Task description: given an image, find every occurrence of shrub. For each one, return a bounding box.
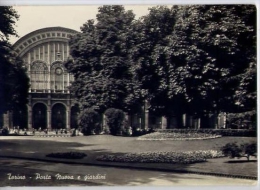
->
[243,142,257,160]
[104,108,125,136]
[132,128,155,137]
[1,127,9,136]
[226,110,256,129]
[122,126,133,136]
[46,152,87,159]
[221,142,257,161]
[78,109,101,135]
[221,143,243,158]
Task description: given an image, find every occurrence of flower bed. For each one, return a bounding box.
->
[156,129,256,137]
[137,132,222,141]
[96,150,224,164]
[46,152,87,159]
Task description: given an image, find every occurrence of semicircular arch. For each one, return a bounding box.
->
[32,101,48,109]
[51,102,68,109]
[13,27,78,57]
[31,60,48,71]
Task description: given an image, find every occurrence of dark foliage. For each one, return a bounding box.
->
[46,152,87,159]
[1,127,9,136]
[0,7,29,117]
[65,5,141,113]
[78,109,102,135]
[221,142,257,160]
[104,108,125,135]
[65,5,256,121]
[132,128,155,137]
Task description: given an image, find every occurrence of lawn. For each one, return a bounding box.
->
[0,135,257,177]
[0,135,256,154]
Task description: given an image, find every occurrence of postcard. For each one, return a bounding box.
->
[0,4,257,187]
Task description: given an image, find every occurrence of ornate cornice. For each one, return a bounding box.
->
[13,27,79,57]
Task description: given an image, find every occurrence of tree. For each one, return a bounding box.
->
[65,5,141,113]
[78,109,101,135]
[132,5,256,118]
[130,6,183,119]
[0,7,29,121]
[104,108,125,135]
[221,142,257,161]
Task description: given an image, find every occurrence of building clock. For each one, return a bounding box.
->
[55,67,63,75]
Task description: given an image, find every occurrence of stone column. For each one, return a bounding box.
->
[62,43,65,60]
[67,74,70,93]
[217,114,221,128]
[47,43,51,93]
[66,109,70,129]
[182,114,186,128]
[144,110,149,130]
[54,43,56,61]
[27,107,32,130]
[144,101,149,130]
[28,53,31,93]
[197,118,201,129]
[62,73,65,93]
[161,116,167,129]
[3,111,10,129]
[223,112,226,129]
[47,108,51,130]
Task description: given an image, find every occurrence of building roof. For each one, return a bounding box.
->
[13,27,79,57]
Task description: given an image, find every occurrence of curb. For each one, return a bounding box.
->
[0,155,257,180]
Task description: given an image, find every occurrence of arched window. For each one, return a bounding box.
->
[30,60,48,91]
[51,61,68,91]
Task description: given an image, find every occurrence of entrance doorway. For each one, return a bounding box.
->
[52,103,66,129]
[32,103,47,129]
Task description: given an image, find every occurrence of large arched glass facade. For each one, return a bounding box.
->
[30,60,74,92]
[30,60,48,91]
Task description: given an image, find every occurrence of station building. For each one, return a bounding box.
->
[2,27,80,130]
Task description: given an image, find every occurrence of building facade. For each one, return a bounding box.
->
[9,27,80,130]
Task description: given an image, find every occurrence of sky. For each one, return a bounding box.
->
[10,5,155,44]
[8,1,259,44]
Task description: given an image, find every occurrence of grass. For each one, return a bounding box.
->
[0,135,257,177]
[0,135,256,153]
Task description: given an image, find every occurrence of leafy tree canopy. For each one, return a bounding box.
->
[65,5,142,113]
[66,5,256,119]
[132,5,256,116]
[0,7,29,117]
